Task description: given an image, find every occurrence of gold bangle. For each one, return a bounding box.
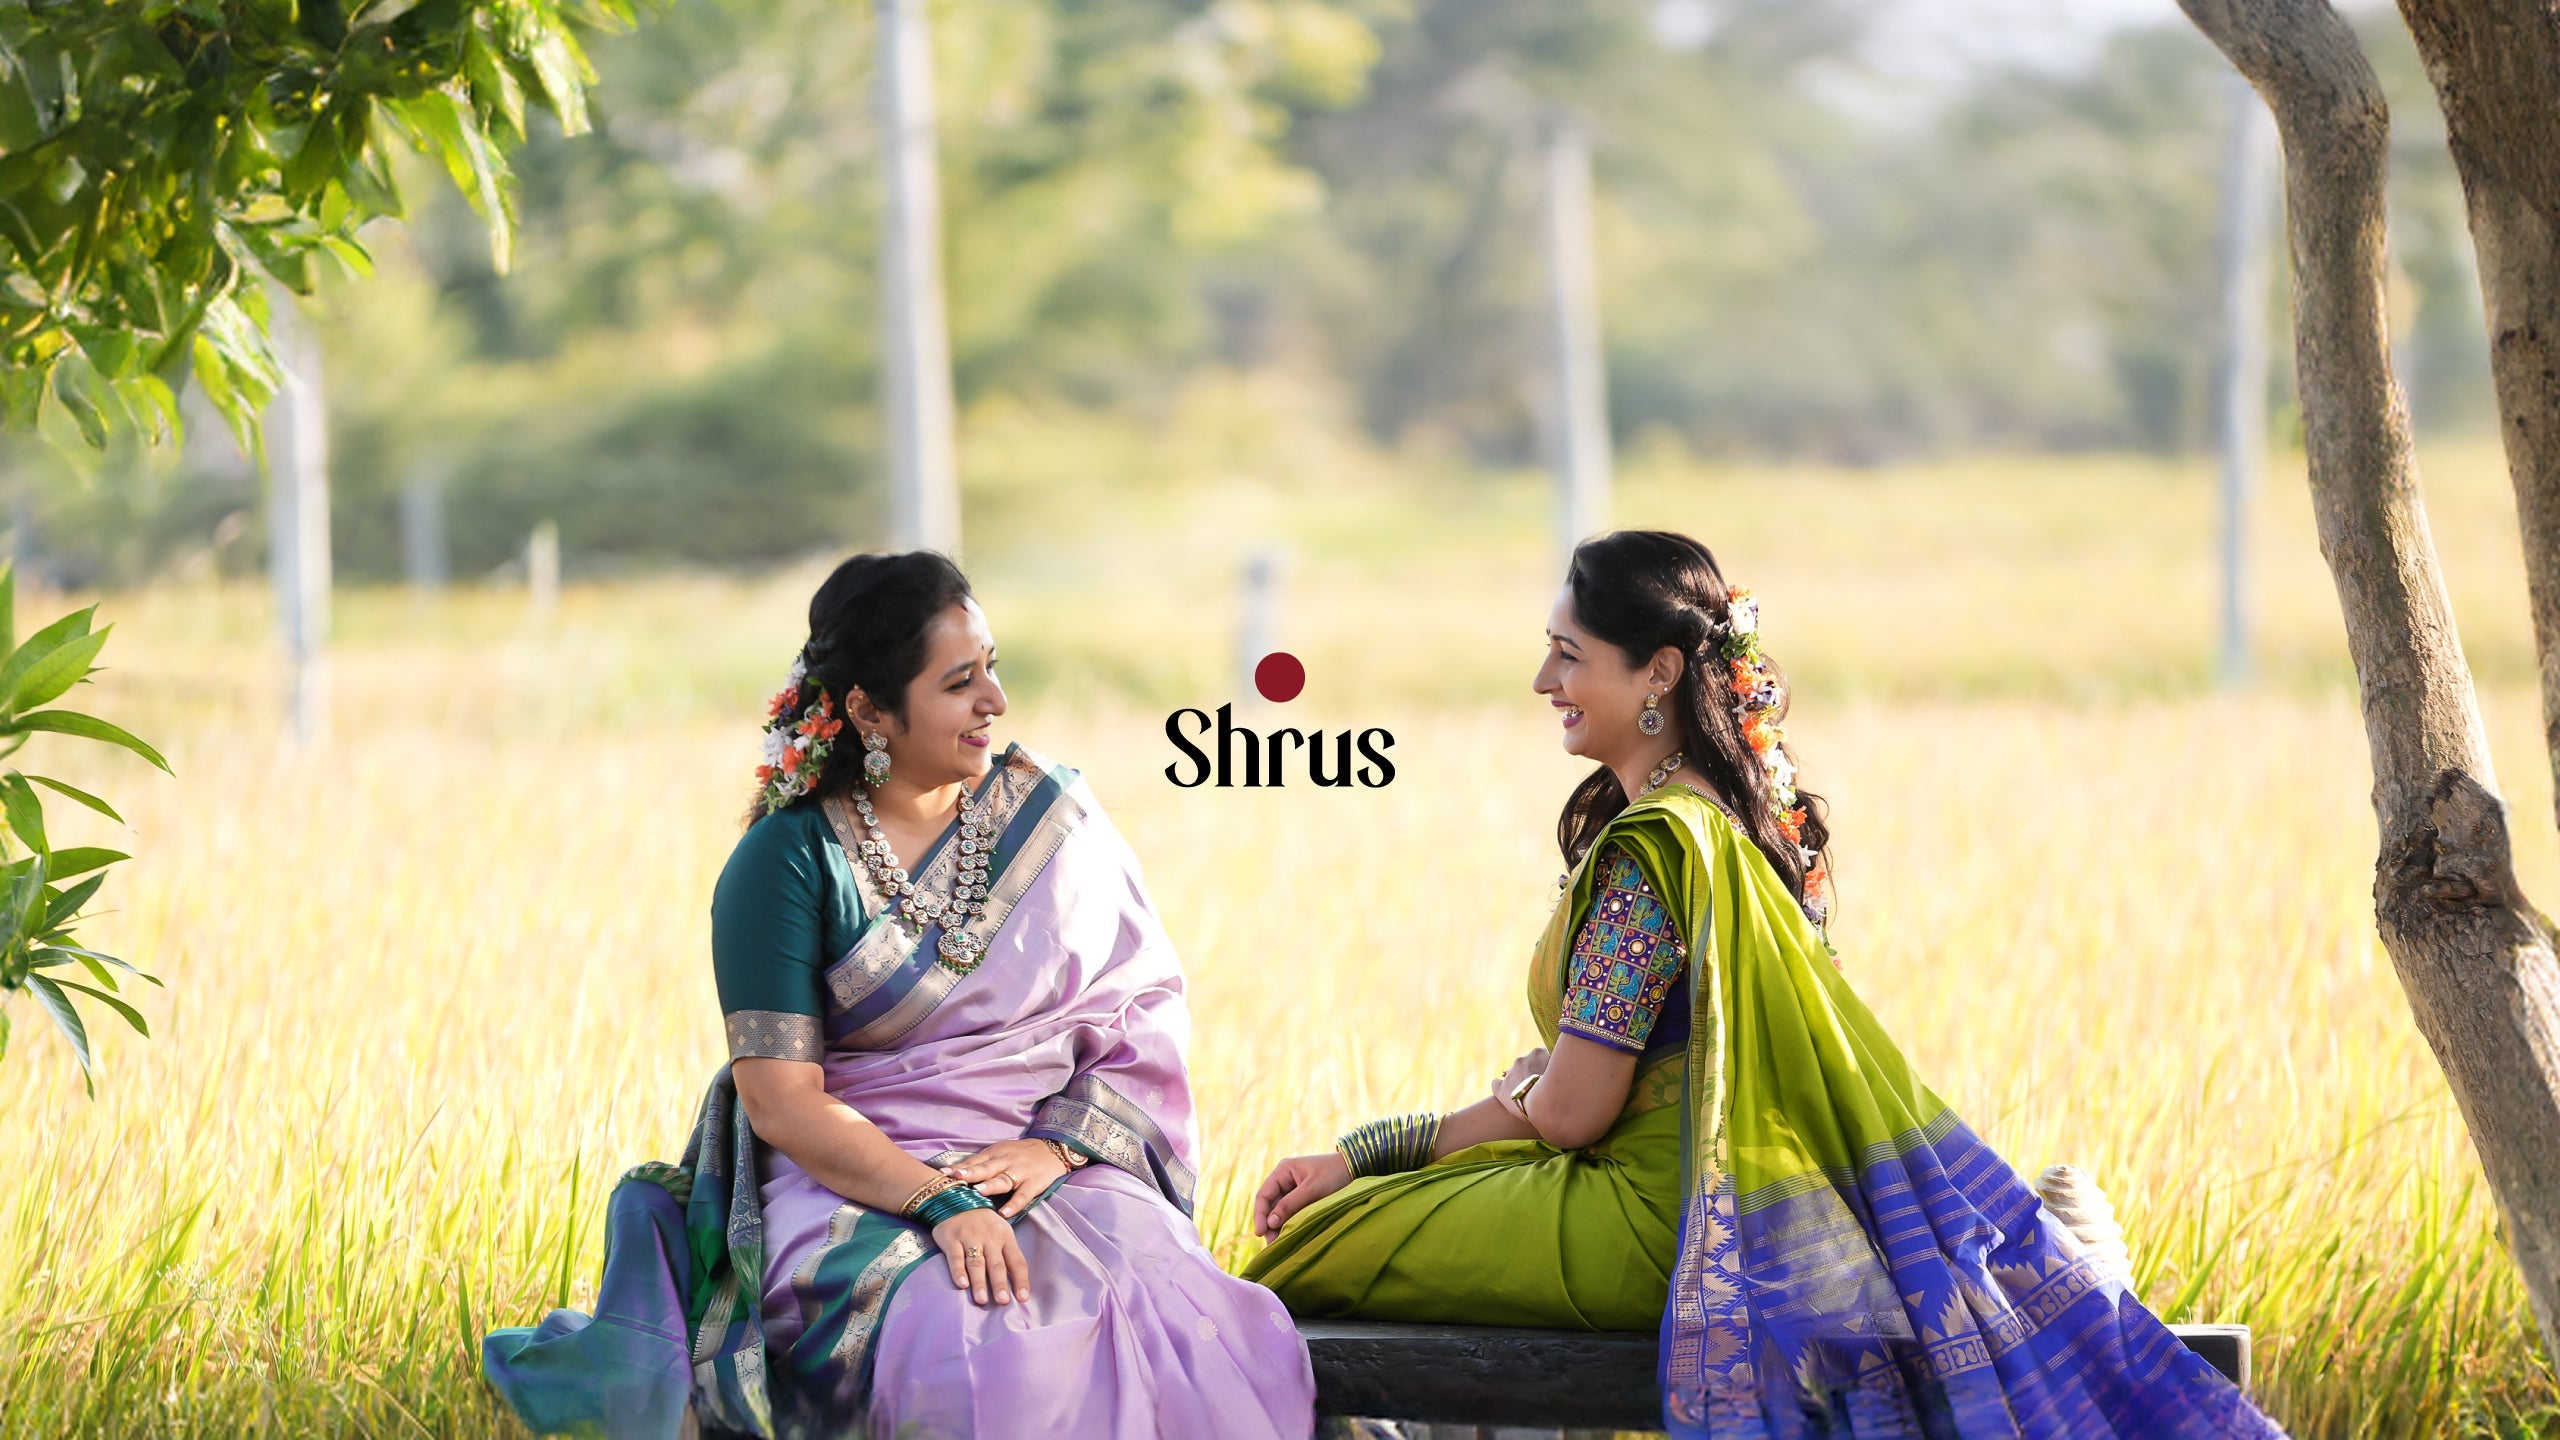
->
[901,1175,960,1217]
[1043,1138,1088,1169]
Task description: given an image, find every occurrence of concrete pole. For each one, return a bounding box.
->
[2214,71,2277,688]
[400,462,449,593]
[876,0,961,555]
[266,294,332,746]
[1238,547,1280,704]
[1542,114,1613,570]
[527,520,561,618]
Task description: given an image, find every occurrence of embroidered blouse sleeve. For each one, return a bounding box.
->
[1557,843,1688,1055]
[711,809,828,1063]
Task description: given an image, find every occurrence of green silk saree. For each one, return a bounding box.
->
[1248,786,2284,1436]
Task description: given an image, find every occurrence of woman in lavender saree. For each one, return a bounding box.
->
[486,552,1314,1440]
[1248,532,2285,1438]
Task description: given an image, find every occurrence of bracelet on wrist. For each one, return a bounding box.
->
[1335,1112,1443,1179]
[1507,1071,1542,1116]
[911,1184,998,1228]
[900,1175,962,1217]
[1042,1138,1090,1170]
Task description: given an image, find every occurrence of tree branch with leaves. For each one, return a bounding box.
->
[0,568,168,1090]
[0,0,633,452]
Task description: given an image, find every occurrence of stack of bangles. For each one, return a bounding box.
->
[900,1141,1090,1227]
[1336,1112,1442,1178]
[902,1176,995,1227]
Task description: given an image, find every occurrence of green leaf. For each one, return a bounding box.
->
[5,711,169,773]
[26,776,118,824]
[31,946,157,985]
[9,624,107,712]
[23,973,93,1084]
[1,563,20,654]
[43,871,102,931]
[0,604,98,714]
[43,847,126,878]
[49,975,144,1039]
[0,773,46,853]
[401,87,514,272]
[50,355,108,449]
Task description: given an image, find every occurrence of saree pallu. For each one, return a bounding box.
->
[1612,789,2284,1437]
[484,748,1314,1439]
[1251,786,2285,1437]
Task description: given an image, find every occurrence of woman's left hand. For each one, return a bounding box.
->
[941,1139,1073,1218]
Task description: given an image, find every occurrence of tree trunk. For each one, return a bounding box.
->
[2175,0,2560,1356]
[2394,0,2560,838]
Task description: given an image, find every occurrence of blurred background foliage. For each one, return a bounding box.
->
[0,0,2495,586]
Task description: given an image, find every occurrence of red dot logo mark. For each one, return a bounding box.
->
[1253,652,1306,703]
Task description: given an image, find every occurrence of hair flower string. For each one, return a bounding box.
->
[1716,586,1830,931]
[755,656,844,815]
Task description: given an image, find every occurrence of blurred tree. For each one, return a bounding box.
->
[287,0,1382,578]
[0,0,633,453]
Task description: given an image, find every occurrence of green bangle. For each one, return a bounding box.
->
[911,1184,997,1228]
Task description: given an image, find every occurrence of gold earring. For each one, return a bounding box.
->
[1638,691,1666,736]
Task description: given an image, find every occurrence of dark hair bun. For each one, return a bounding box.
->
[754,551,974,816]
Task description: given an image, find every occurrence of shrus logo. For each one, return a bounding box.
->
[1164,652,1396,788]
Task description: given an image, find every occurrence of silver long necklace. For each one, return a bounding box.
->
[851,782,998,970]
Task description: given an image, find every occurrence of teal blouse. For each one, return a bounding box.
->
[711,801,866,1062]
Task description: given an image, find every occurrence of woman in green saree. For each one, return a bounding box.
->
[1244,531,2282,1438]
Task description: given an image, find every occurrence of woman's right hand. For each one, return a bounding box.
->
[1494,1046,1550,1111]
[933,1208,1030,1306]
[1252,1152,1352,1240]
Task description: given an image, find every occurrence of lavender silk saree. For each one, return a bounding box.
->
[484,746,1315,1439]
[1252,787,2287,1438]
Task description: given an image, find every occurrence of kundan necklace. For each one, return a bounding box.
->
[1638,752,1686,796]
[851,781,999,971]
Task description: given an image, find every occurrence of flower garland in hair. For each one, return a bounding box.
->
[1717,588,1830,928]
[755,656,845,815]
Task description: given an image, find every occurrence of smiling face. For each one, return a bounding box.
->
[870,599,1007,789]
[1533,589,1680,764]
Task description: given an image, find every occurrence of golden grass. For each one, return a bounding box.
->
[4,421,2558,1435]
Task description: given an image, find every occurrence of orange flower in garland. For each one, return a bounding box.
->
[1775,805,1808,845]
[1743,711,1783,755]
[756,658,842,814]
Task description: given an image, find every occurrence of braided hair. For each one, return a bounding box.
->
[1553,531,1832,922]
[748,551,974,824]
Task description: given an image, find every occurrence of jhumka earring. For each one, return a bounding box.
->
[862,729,893,785]
[1638,691,1667,736]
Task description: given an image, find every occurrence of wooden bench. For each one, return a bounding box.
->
[1298,1320,2252,1430]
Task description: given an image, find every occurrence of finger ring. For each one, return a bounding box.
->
[999,1170,1018,1187]
[964,1246,983,1260]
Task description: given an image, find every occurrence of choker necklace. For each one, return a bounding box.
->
[1639,752,1686,796]
[851,781,998,970]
